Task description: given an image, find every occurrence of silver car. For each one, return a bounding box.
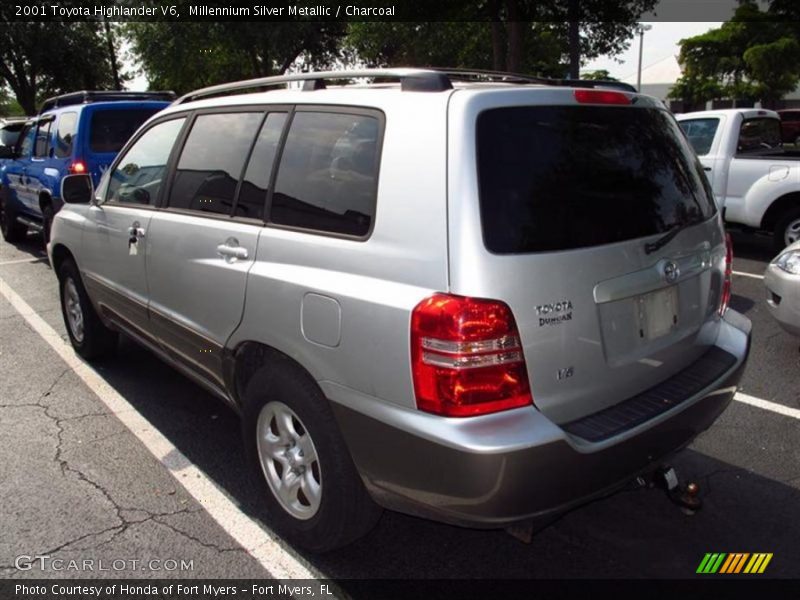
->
[49,69,751,552]
[765,240,800,336]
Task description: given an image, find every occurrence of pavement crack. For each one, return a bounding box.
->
[152,515,245,554]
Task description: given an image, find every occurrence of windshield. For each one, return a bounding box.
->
[476,105,717,254]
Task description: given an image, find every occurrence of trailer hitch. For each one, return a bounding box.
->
[654,465,702,514]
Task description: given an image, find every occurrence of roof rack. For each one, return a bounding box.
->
[174,68,637,105]
[39,90,177,114]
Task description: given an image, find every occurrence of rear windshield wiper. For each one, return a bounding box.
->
[644,223,688,255]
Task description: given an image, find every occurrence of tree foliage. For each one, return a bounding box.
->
[0,5,125,114]
[346,0,655,78]
[670,0,800,106]
[126,8,346,94]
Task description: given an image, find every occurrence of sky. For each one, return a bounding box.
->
[126,21,723,91]
[583,21,722,81]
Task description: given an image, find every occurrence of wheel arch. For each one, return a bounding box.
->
[50,243,76,278]
[760,192,800,232]
[225,341,324,412]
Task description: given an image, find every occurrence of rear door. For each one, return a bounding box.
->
[448,90,726,425]
[145,109,288,389]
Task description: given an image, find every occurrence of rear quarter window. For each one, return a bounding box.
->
[269,111,381,238]
[476,105,716,254]
[89,108,162,153]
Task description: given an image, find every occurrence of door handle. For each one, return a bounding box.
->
[216,238,248,262]
[703,167,712,172]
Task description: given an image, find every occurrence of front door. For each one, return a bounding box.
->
[80,117,187,338]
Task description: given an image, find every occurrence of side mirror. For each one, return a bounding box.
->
[61,174,93,205]
[0,145,14,159]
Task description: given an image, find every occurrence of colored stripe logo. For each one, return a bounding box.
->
[697,553,773,574]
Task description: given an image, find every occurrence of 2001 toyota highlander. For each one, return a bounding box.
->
[48,68,751,551]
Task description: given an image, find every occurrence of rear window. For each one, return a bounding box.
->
[476,106,716,254]
[89,108,161,153]
[737,117,782,153]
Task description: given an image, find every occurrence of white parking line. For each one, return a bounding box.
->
[733,270,764,280]
[0,275,322,582]
[0,256,47,266]
[734,392,800,420]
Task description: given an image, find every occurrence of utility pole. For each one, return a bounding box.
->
[637,24,652,93]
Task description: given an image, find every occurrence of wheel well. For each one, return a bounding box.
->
[39,192,53,214]
[50,243,75,278]
[761,193,800,231]
[228,341,317,409]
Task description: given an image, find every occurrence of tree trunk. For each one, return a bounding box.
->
[505,0,522,73]
[103,20,122,90]
[489,0,505,71]
[568,0,580,79]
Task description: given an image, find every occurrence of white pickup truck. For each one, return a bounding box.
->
[676,108,800,252]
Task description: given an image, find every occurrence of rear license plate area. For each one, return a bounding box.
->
[637,285,678,340]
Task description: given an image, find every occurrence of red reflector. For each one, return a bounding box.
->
[411,293,533,417]
[719,233,733,317]
[69,161,87,174]
[574,89,631,105]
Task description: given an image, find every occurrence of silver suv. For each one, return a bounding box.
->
[49,69,751,552]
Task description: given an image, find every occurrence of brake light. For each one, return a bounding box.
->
[69,160,86,174]
[574,89,631,105]
[411,293,533,417]
[719,233,733,316]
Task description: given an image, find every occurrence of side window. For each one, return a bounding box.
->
[737,118,782,153]
[106,118,185,205]
[17,125,35,157]
[169,112,262,216]
[55,112,78,158]
[235,112,287,219]
[33,120,53,158]
[270,112,380,237]
[678,118,719,156]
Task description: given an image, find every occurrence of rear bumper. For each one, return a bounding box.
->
[325,311,751,528]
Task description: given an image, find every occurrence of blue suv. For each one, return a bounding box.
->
[0,90,173,244]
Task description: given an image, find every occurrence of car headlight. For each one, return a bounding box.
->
[774,251,800,275]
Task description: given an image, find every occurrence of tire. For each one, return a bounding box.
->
[42,203,54,247]
[58,259,118,360]
[773,206,800,253]
[0,189,27,243]
[242,358,382,552]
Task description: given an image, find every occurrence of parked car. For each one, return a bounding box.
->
[0,116,29,149]
[777,109,800,146]
[49,69,751,552]
[765,240,800,336]
[676,108,800,253]
[0,90,174,245]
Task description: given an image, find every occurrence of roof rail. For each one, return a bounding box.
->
[174,67,637,105]
[174,69,456,104]
[39,90,177,114]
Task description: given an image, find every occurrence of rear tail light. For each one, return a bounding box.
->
[574,89,631,105]
[68,160,87,174]
[719,233,733,316]
[411,293,533,417]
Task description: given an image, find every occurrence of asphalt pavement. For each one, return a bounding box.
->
[0,229,798,588]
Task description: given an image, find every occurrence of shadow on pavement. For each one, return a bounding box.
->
[90,338,798,580]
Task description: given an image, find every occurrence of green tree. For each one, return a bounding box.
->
[670,1,800,106]
[0,18,124,114]
[581,69,619,81]
[126,20,345,94]
[347,1,656,79]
